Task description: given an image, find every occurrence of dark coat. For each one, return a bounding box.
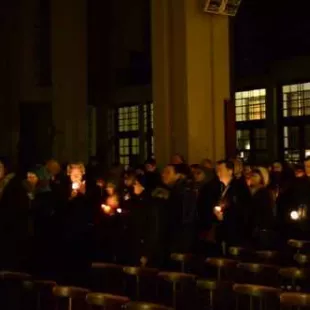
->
[0,175,30,270]
[217,178,251,245]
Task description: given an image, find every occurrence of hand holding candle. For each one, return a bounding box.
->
[214,205,224,221]
[101,204,112,215]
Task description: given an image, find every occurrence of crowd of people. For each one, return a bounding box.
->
[0,154,310,286]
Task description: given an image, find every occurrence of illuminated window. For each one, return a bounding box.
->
[118,106,139,132]
[116,103,154,166]
[283,83,310,117]
[235,89,266,121]
[119,138,130,166]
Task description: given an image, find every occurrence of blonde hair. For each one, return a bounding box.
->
[67,162,86,175]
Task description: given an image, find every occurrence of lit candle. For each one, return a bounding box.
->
[72,182,80,190]
[101,204,112,215]
[214,206,222,212]
[290,210,300,221]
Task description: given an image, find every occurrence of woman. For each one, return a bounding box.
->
[0,157,30,270]
[249,167,276,249]
[123,174,149,265]
[58,163,92,285]
[24,167,57,277]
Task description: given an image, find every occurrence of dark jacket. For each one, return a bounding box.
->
[250,187,275,231]
[217,178,251,245]
[0,175,30,270]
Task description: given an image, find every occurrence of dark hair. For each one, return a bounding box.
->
[134,174,145,187]
[145,158,156,166]
[216,159,234,171]
[305,157,310,162]
[190,164,200,169]
[124,170,136,180]
[172,153,186,164]
[0,156,13,174]
[168,163,191,176]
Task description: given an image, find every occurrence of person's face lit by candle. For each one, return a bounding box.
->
[295,168,305,178]
[106,195,119,208]
[27,172,39,187]
[216,161,234,186]
[272,162,283,173]
[106,183,116,196]
[162,165,181,186]
[133,180,144,195]
[70,167,83,184]
[124,174,135,187]
[249,171,263,188]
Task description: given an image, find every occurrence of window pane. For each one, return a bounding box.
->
[236,130,250,150]
[282,83,310,117]
[235,89,266,121]
[283,126,299,149]
[253,128,267,150]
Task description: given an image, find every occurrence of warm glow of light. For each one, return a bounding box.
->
[101,204,111,214]
[72,182,80,190]
[290,210,300,221]
[214,206,222,212]
[124,193,130,201]
[116,208,122,214]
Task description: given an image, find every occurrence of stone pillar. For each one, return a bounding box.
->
[51,0,88,162]
[266,84,280,162]
[151,0,230,165]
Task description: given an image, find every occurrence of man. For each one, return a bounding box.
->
[214,160,251,250]
[162,164,197,253]
[144,158,161,191]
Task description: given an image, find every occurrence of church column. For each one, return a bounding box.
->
[51,0,88,162]
[152,0,230,165]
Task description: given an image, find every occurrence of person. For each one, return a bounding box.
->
[144,158,161,192]
[0,157,30,270]
[24,167,57,277]
[58,163,92,285]
[123,174,150,265]
[213,160,251,252]
[162,164,197,254]
[249,167,276,249]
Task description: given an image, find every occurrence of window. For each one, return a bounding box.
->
[283,126,300,162]
[236,130,250,150]
[283,83,310,117]
[235,89,266,121]
[236,128,267,162]
[118,106,139,132]
[119,138,130,166]
[143,102,154,159]
[116,102,154,167]
[253,128,267,150]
